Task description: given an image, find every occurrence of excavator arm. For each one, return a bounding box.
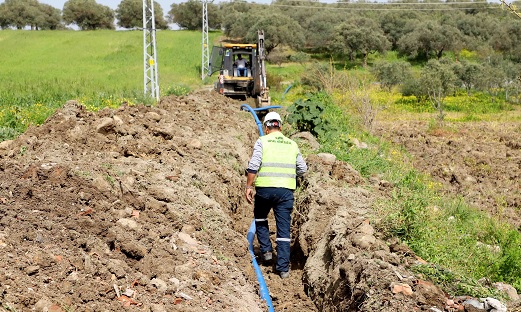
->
[254,30,271,107]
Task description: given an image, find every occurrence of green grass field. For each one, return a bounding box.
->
[0,30,221,140]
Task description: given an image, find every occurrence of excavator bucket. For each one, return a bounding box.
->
[256,94,271,108]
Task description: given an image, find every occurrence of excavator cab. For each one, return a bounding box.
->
[208,31,270,107]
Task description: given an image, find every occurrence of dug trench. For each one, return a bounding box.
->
[0,91,517,311]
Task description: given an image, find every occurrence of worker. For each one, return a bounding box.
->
[245,111,308,279]
[234,54,248,77]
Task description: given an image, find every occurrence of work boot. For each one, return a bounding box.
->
[280,271,290,279]
[261,251,272,262]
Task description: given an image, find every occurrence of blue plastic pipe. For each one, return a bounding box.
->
[241,103,280,312]
[248,220,275,312]
[240,104,282,136]
[281,85,293,101]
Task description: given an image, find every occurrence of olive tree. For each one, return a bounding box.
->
[379,11,421,50]
[0,3,7,29]
[36,3,62,29]
[63,0,114,30]
[302,12,343,53]
[397,20,463,60]
[418,59,458,121]
[168,0,221,30]
[244,13,306,55]
[116,0,167,29]
[0,0,41,29]
[452,59,481,95]
[475,56,519,102]
[331,18,390,66]
[371,60,412,92]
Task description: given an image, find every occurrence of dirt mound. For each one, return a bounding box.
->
[0,92,263,311]
[0,92,515,311]
[295,154,449,311]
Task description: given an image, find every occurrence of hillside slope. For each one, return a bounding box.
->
[0,91,514,311]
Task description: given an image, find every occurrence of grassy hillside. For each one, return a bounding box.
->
[0,30,221,140]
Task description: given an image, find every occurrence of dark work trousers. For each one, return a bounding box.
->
[254,187,294,273]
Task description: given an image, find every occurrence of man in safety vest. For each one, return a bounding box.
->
[245,111,308,279]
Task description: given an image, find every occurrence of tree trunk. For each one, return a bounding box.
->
[436,48,444,60]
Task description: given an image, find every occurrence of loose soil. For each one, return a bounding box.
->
[374,119,521,227]
[0,92,519,312]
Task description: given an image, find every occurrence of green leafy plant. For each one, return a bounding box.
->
[286,94,330,137]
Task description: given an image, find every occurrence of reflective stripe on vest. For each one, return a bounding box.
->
[255,132,299,189]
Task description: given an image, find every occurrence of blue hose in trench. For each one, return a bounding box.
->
[241,104,281,312]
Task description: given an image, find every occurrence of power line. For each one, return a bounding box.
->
[499,0,521,18]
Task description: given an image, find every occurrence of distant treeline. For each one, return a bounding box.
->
[2,0,520,60]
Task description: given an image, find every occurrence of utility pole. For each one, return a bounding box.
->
[201,0,209,80]
[143,0,159,101]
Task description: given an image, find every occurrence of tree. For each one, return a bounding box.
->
[397,20,463,60]
[371,60,412,92]
[301,11,343,53]
[222,12,251,38]
[455,12,497,50]
[244,13,305,55]
[116,0,167,29]
[417,59,458,121]
[0,3,7,29]
[489,19,521,61]
[379,11,421,50]
[35,3,62,29]
[452,59,481,95]
[168,0,221,30]
[220,1,265,38]
[63,0,114,30]
[269,0,343,52]
[476,63,506,102]
[0,0,41,29]
[475,55,519,102]
[331,18,390,66]
[0,0,62,30]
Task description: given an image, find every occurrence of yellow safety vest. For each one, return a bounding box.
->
[255,132,299,190]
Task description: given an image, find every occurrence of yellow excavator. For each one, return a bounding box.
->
[208,30,271,107]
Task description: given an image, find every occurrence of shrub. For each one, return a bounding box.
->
[289,51,310,65]
[286,93,330,137]
[267,73,283,92]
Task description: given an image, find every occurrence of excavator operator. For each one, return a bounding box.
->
[234,54,248,77]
